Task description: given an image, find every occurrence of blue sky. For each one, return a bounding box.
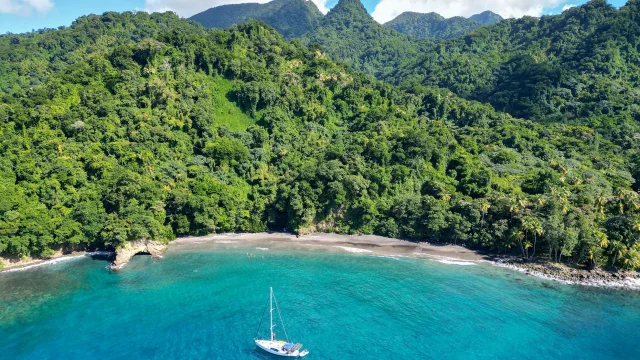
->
[0,0,630,35]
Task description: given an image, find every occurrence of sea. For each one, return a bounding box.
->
[1,247,639,359]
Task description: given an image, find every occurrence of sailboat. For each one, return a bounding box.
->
[254,287,309,357]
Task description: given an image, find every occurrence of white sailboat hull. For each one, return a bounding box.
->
[255,340,309,357]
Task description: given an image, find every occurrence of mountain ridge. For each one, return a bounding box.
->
[384,10,503,39]
[189,0,322,39]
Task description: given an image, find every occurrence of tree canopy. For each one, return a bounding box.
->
[1,3,640,270]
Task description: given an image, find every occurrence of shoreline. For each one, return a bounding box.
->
[0,251,114,273]
[492,257,640,290]
[172,233,640,290]
[3,233,639,290]
[171,232,487,261]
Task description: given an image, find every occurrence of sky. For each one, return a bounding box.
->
[0,0,630,34]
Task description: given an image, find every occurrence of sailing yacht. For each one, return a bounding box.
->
[254,288,309,357]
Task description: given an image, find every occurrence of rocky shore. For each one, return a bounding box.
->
[1,240,167,273]
[1,251,114,273]
[493,257,640,290]
[109,240,167,271]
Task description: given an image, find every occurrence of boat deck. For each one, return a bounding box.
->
[255,340,307,357]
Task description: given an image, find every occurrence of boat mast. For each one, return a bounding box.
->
[270,287,274,341]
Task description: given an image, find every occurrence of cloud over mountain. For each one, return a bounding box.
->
[145,0,330,17]
[371,0,565,23]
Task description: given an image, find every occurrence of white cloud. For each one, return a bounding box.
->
[311,0,329,14]
[0,0,54,15]
[145,0,330,18]
[371,0,566,24]
[562,4,576,11]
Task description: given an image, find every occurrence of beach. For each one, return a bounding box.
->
[170,232,487,262]
[3,232,639,290]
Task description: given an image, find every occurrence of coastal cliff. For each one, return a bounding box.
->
[110,240,167,271]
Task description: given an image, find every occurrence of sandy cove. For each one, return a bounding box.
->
[170,232,485,262]
[170,233,640,290]
[3,232,639,290]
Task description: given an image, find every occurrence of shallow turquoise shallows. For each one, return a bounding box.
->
[1,248,640,360]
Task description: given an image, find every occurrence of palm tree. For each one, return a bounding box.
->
[621,250,640,270]
[480,200,490,227]
[520,217,533,259]
[609,241,627,269]
[596,196,608,217]
[520,216,543,259]
[531,219,544,259]
[596,230,609,249]
[514,231,526,258]
[587,244,600,269]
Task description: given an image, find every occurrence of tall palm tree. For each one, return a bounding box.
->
[520,216,534,259]
[480,200,490,227]
[531,219,544,259]
[596,230,609,249]
[515,231,526,258]
[609,241,627,269]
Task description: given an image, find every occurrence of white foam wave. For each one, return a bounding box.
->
[256,247,269,251]
[438,259,477,266]
[333,246,373,254]
[492,262,640,290]
[3,255,80,273]
[375,255,401,260]
[87,251,114,257]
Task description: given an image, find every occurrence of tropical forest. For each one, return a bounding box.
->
[1,0,640,272]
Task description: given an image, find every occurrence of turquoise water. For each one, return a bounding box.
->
[1,248,640,360]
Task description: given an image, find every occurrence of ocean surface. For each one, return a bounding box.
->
[1,247,640,360]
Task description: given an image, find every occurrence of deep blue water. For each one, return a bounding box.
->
[1,247,639,360]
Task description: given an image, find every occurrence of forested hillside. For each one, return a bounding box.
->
[386,0,640,130]
[300,0,422,76]
[189,0,322,39]
[1,7,639,270]
[384,11,503,39]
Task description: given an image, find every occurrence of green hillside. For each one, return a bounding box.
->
[1,7,640,270]
[300,0,421,76]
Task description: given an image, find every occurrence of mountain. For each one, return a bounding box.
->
[385,0,640,127]
[300,0,421,75]
[189,0,323,39]
[385,11,503,39]
[469,10,504,25]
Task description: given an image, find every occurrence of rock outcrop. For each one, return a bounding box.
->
[493,257,640,289]
[110,240,167,271]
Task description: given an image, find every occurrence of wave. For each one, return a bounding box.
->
[492,262,640,290]
[375,255,402,260]
[3,251,116,273]
[256,247,269,251]
[437,259,477,266]
[3,255,81,273]
[333,246,373,254]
